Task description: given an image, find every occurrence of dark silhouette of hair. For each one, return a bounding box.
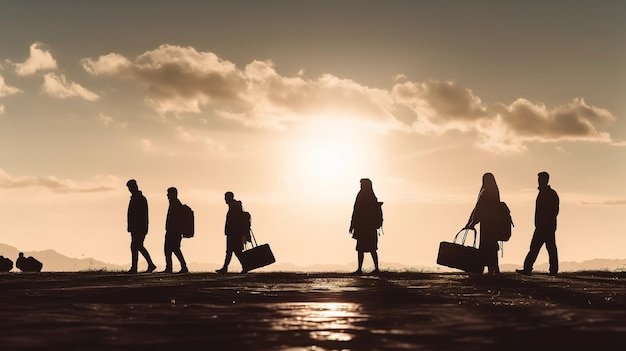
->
[478,172,500,203]
[357,178,377,201]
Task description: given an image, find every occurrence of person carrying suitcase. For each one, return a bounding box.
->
[464,172,504,275]
[216,192,248,273]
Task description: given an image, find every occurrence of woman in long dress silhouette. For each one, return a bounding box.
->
[465,172,502,274]
[349,178,381,275]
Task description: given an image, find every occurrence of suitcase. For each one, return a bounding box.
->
[437,229,484,274]
[240,230,275,272]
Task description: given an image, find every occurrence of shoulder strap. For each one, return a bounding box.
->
[248,229,258,248]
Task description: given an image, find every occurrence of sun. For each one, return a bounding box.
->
[281,118,378,199]
[308,140,354,180]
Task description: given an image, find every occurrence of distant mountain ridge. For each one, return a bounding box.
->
[1,243,625,273]
[0,243,126,272]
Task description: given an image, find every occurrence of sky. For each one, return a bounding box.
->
[0,1,625,270]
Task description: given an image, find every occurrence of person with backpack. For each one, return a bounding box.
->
[517,171,560,276]
[162,187,189,274]
[464,172,505,275]
[349,178,382,275]
[216,192,249,273]
[126,179,157,274]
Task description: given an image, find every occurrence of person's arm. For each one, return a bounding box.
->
[465,195,483,229]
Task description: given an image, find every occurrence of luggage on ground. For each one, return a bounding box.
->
[437,228,484,274]
[0,256,13,272]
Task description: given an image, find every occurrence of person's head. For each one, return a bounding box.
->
[360,178,373,192]
[126,179,139,194]
[167,187,178,201]
[481,172,500,200]
[224,191,235,204]
[18,252,24,258]
[538,171,550,187]
[482,173,497,188]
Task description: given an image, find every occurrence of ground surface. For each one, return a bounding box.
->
[1,270,625,350]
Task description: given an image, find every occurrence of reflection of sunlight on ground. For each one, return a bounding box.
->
[269,302,365,342]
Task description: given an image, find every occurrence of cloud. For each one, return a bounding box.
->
[471,98,615,153]
[0,75,22,97]
[15,42,58,76]
[42,73,99,101]
[0,169,117,193]
[82,44,617,152]
[391,79,488,135]
[175,126,225,152]
[499,98,614,142]
[82,45,396,129]
[140,139,156,153]
[98,113,127,128]
[0,75,21,115]
[81,53,131,75]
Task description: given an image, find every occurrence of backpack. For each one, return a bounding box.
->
[242,211,252,242]
[374,201,384,230]
[494,201,514,241]
[180,204,195,238]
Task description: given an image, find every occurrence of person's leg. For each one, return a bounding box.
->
[216,248,233,273]
[139,246,156,272]
[371,251,379,273]
[174,248,187,273]
[233,249,247,273]
[491,247,500,274]
[522,230,545,273]
[173,236,187,273]
[355,251,364,274]
[163,235,173,273]
[129,235,139,273]
[545,231,559,275]
[136,234,156,272]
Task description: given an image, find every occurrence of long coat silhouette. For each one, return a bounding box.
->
[465,172,502,274]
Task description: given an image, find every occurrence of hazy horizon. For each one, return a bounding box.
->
[1,1,625,271]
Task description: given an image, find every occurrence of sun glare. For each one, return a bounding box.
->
[309,141,354,180]
[282,118,378,200]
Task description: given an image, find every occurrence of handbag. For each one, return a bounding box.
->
[240,230,276,272]
[436,228,484,274]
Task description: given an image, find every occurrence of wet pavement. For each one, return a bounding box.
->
[1,271,625,350]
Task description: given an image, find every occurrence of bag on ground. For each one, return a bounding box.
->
[0,256,13,272]
[436,228,484,274]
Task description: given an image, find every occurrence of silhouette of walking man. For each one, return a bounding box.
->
[126,179,156,274]
[517,172,560,276]
[349,178,381,275]
[216,191,246,273]
[162,187,189,274]
[465,172,503,275]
